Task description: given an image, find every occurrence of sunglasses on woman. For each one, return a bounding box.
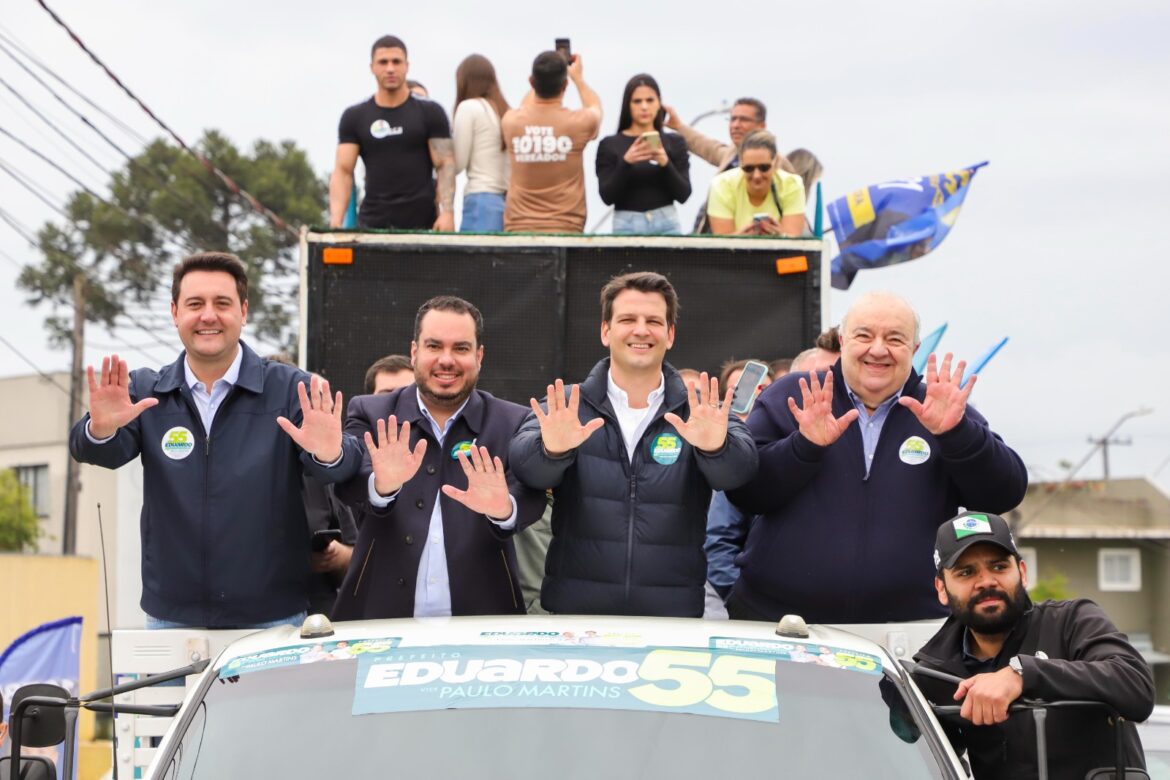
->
[741,163,772,174]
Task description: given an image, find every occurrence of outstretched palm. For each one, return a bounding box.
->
[364,415,428,496]
[788,371,859,446]
[441,445,513,519]
[664,372,732,453]
[898,353,974,435]
[530,379,604,456]
[88,354,159,438]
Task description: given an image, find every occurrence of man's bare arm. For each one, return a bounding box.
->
[429,137,456,231]
[328,144,360,227]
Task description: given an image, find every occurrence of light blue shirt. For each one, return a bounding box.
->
[183,347,244,435]
[842,376,902,480]
[367,389,517,617]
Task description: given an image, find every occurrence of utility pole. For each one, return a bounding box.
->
[62,272,85,555]
[1087,433,1132,481]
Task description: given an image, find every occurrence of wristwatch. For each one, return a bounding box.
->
[1008,655,1024,677]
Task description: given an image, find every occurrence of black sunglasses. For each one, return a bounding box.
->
[741,163,772,175]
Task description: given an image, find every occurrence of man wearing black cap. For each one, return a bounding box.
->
[912,511,1154,779]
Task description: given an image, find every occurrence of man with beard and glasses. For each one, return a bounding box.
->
[913,511,1154,779]
[332,296,547,619]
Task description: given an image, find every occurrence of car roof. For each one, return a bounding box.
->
[212,614,893,673]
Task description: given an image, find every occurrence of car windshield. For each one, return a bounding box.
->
[158,643,948,779]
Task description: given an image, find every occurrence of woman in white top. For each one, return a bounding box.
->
[452,54,510,232]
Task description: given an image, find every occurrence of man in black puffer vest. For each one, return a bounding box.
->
[510,271,758,617]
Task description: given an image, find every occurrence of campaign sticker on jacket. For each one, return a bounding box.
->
[451,440,474,460]
[161,427,195,460]
[651,433,682,465]
[898,436,931,465]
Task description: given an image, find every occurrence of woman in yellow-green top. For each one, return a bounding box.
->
[707,130,805,236]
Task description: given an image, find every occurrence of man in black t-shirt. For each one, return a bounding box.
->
[329,35,455,231]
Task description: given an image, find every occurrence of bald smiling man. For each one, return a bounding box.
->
[727,291,1028,623]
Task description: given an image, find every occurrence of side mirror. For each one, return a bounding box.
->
[10,684,68,747]
[0,756,56,780]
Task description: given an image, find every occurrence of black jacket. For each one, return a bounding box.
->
[333,388,546,619]
[913,599,1155,779]
[69,343,362,627]
[509,359,758,617]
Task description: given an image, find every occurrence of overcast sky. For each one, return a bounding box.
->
[1,0,1167,493]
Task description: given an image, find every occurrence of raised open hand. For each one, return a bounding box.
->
[530,379,604,456]
[362,415,428,497]
[664,371,732,453]
[277,376,344,462]
[87,354,159,439]
[787,370,859,447]
[441,445,513,520]
[898,353,974,435]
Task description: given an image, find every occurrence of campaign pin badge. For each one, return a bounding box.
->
[451,440,474,460]
[952,514,992,539]
[370,119,392,139]
[899,436,931,465]
[651,433,682,465]
[161,426,195,460]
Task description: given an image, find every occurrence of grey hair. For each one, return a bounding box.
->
[840,291,921,344]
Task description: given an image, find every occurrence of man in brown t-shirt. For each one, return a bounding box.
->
[502,51,602,233]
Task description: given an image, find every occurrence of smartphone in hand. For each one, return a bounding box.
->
[311,529,343,552]
[555,38,572,62]
[730,360,771,417]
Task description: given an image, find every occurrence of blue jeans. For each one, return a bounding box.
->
[612,204,681,235]
[460,191,505,232]
[145,610,308,630]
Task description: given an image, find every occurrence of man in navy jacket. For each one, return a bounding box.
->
[728,291,1027,623]
[333,296,546,619]
[70,252,361,628]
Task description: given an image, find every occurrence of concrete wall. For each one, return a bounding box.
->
[1028,539,1158,635]
[0,372,125,632]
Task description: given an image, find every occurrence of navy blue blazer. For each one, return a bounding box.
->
[333,387,546,619]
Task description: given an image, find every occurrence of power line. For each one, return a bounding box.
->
[0,23,150,145]
[0,154,72,219]
[0,204,41,245]
[0,331,75,402]
[36,0,298,238]
[0,43,222,221]
[0,72,116,178]
[0,123,201,253]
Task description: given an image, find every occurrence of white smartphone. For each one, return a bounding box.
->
[729,360,770,417]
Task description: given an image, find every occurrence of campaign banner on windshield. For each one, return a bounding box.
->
[353,645,780,723]
[219,637,400,678]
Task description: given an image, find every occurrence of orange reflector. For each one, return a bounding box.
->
[775,255,808,275]
[323,248,353,265]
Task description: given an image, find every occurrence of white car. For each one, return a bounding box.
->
[142,614,967,779]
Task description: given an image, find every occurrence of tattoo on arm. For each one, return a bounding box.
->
[429,138,456,212]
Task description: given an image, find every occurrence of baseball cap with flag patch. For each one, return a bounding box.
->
[933,511,1019,571]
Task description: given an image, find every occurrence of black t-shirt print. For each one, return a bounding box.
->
[337,95,451,229]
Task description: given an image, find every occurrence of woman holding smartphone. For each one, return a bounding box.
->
[707,130,805,237]
[452,54,510,232]
[596,74,691,234]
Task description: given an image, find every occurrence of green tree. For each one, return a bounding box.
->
[0,470,40,552]
[19,130,326,351]
[1029,571,1071,602]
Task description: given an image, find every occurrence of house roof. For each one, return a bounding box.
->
[1009,477,1170,539]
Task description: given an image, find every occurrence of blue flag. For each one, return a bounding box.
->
[913,323,948,375]
[828,162,987,290]
[0,617,83,773]
[962,337,1009,388]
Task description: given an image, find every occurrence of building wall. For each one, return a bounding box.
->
[1027,538,1158,635]
[0,372,123,631]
